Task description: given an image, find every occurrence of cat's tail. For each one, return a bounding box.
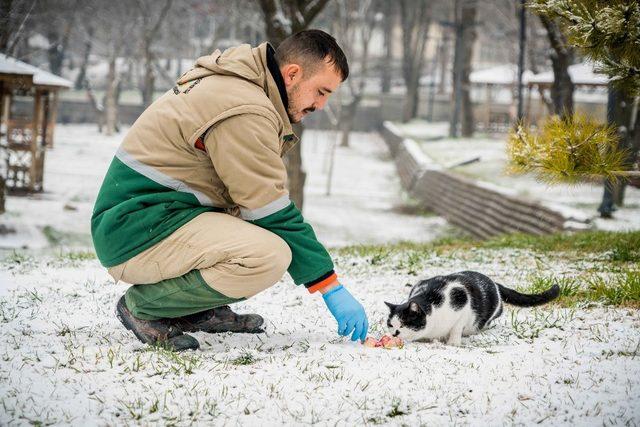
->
[497,283,560,307]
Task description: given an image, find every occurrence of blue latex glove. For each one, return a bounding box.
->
[322,285,368,342]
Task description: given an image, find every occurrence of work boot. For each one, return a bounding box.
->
[176,305,264,334]
[115,295,199,351]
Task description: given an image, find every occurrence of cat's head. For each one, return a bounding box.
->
[385,300,427,341]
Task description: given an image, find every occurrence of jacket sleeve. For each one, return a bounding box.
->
[204,112,337,290]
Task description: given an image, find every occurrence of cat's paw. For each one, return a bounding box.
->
[446,337,462,346]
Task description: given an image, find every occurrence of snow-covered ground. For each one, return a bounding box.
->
[0,125,450,252]
[1,247,638,425]
[302,130,452,246]
[393,121,640,232]
[0,124,638,425]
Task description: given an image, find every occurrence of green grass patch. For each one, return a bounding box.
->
[335,230,640,263]
[231,351,257,366]
[523,270,640,307]
[42,225,93,247]
[55,250,96,262]
[1,250,33,264]
[482,230,640,261]
[386,399,408,418]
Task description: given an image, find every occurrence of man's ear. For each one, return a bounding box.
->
[281,63,301,87]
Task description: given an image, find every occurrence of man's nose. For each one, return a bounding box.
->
[316,96,328,110]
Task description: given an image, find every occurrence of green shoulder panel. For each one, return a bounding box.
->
[91,155,214,267]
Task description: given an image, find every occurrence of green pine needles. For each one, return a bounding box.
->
[529,0,640,95]
[508,114,635,183]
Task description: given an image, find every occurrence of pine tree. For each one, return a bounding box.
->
[508,0,640,182]
[530,0,639,96]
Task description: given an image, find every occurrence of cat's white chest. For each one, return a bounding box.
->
[424,304,474,340]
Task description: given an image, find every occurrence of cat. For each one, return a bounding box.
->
[385,271,560,346]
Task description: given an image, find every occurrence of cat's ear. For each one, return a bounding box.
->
[384,301,397,311]
[409,301,423,313]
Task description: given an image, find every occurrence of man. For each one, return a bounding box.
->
[91,30,369,351]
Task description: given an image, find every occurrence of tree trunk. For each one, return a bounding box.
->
[0,0,13,53]
[460,1,477,137]
[136,0,173,108]
[450,0,477,137]
[403,77,420,122]
[257,0,330,211]
[340,96,361,147]
[437,36,449,95]
[105,55,119,136]
[399,0,430,123]
[142,42,155,107]
[538,15,574,118]
[380,0,393,94]
[74,26,93,90]
[286,123,306,209]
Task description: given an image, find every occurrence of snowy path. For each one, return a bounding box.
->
[302,130,451,246]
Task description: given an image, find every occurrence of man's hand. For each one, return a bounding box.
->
[322,285,368,342]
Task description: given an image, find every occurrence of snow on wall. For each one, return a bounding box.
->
[381,121,591,238]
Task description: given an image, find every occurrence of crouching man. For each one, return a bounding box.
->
[91,30,369,351]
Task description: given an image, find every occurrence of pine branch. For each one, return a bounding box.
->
[507,114,637,183]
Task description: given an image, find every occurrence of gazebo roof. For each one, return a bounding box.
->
[0,53,72,89]
[527,62,609,86]
[470,64,534,85]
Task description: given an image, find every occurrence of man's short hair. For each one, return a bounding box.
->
[275,29,349,81]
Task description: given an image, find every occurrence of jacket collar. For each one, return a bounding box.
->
[258,43,299,149]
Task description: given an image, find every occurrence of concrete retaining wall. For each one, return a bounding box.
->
[380,121,591,238]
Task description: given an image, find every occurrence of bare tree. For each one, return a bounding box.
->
[450,0,478,137]
[380,0,394,94]
[38,0,80,75]
[86,0,136,135]
[526,13,555,113]
[334,0,378,147]
[133,0,174,108]
[537,14,574,118]
[399,0,431,123]
[257,0,331,210]
[74,22,94,90]
[0,0,36,57]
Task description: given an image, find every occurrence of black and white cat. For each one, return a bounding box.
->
[385,271,560,346]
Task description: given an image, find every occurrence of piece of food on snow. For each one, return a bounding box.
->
[361,335,404,349]
[363,337,378,348]
[383,336,404,349]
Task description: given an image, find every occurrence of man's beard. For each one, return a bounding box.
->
[286,84,315,123]
[286,84,300,123]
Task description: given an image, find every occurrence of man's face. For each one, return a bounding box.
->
[281,58,342,123]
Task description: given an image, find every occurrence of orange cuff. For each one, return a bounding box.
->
[307,273,338,294]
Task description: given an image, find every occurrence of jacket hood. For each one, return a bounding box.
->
[177,42,297,145]
[177,43,264,86]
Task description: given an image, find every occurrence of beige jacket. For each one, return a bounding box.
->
[119,42,298,216]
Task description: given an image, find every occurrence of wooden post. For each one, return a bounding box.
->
[42,90,51,148]
[525,83,533,123]
[31,90,42,192]
[485,83,491,131]
[0,82,4,213]
[47,90,59,148]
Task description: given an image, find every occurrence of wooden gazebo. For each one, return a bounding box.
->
[469,64,534,132]
[0,53,71,195]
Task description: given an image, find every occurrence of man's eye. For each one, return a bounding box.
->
[318,91,324,97]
